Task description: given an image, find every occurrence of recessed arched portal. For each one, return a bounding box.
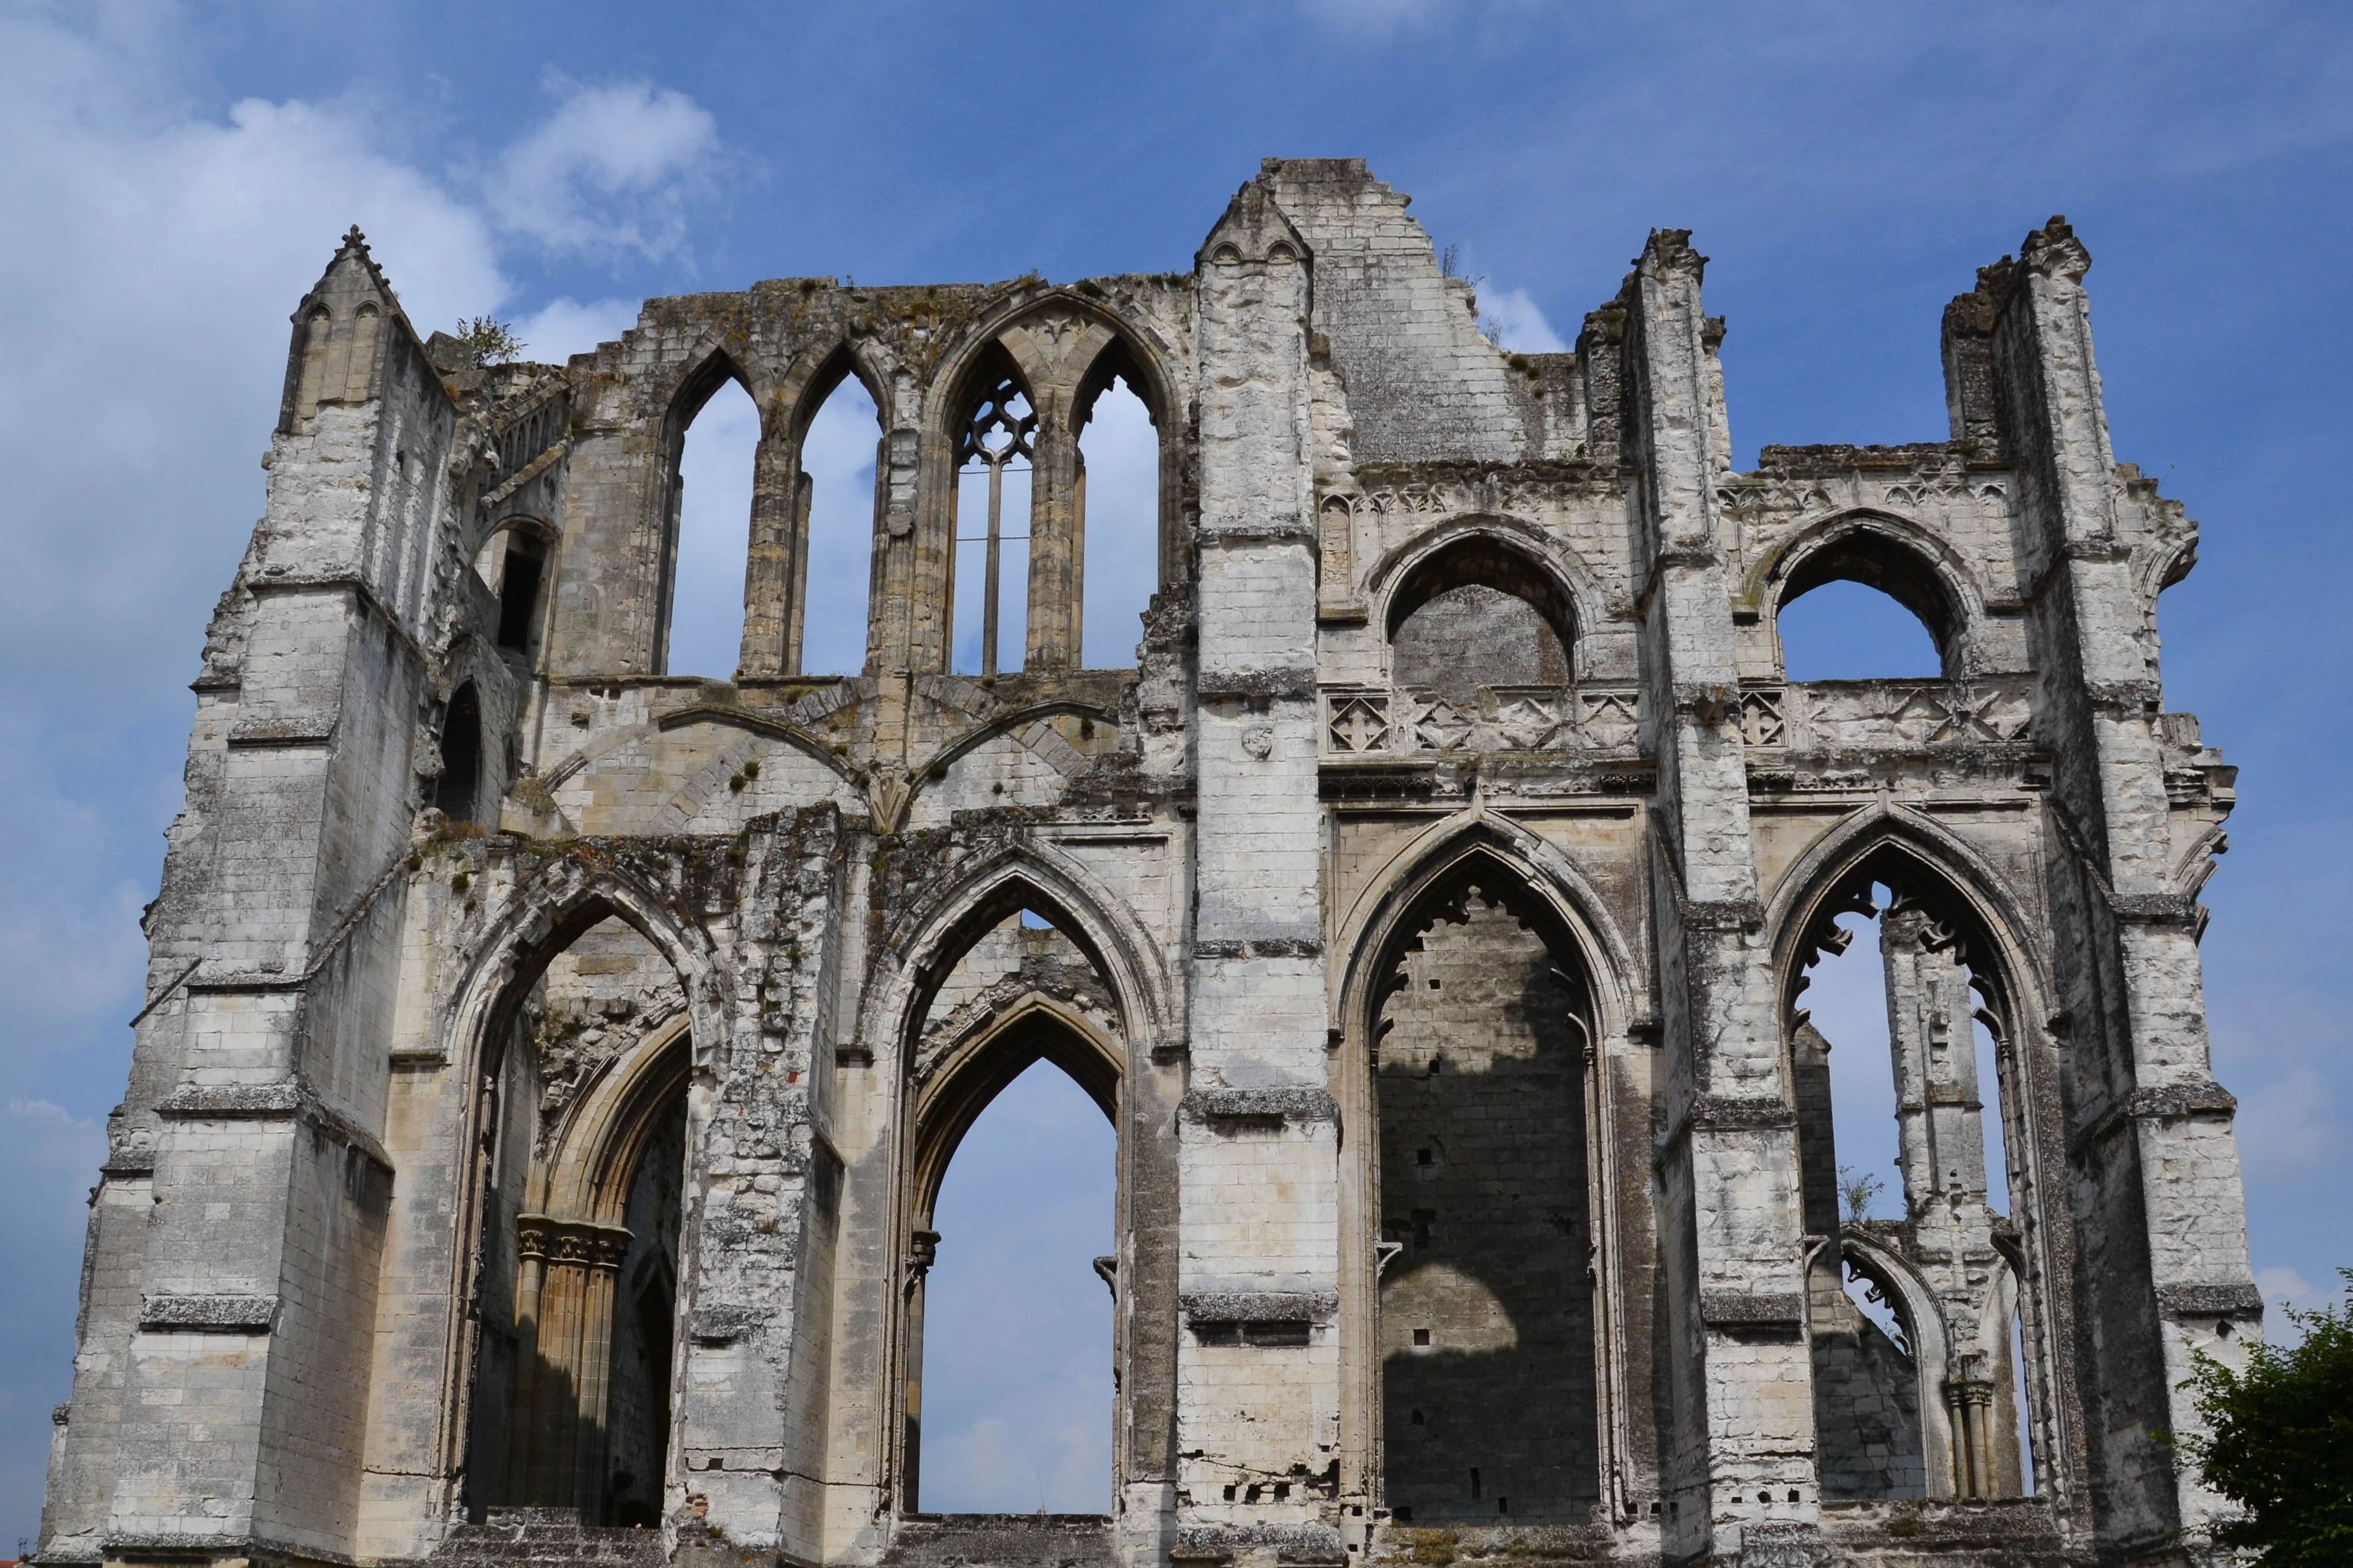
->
[456,904,696,1526]
[1366,867,1600,1524]
[899,904,1124,1514]
[1782,836,2046,1502]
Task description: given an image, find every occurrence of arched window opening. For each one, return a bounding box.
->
[435,683,484,822]
[475,528,549,656]
[1790,869,2031,1501]
[605,1087,685,1526]
[1386,543,1575,706]
[1774,534,1959,682]
[666,371,758,679]
[1374,877,1599,1524]
[294,306,333,418]
[1074,361,1159,670]
[1778,580,1944,682]
[919,1058,1114,1512]
[795,368,882,676]
[905,904,1120,1514]
[461,911,692,1525]
[951,354,1036,678]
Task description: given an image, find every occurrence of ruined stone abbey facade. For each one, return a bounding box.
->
[40,160,2258,1568]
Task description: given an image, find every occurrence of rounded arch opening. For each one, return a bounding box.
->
[1362,859,1602,1525]
[1769,522,1968,681]
[1385,537,1577,703]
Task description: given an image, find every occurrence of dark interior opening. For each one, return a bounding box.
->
[1376,874,1599,1523]
[435,683,483,822]
[497,544,545,652]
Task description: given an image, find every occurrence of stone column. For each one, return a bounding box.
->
[1623,229,1822,1561]
[1176,189,1342,1555]
[1026,397,1081,672]
[1879,904,2011,1498]
[1983,216,2261,1553]
[739,422,803,680]
[509,1216,633,1513]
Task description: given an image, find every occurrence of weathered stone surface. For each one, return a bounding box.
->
[37,165,2253,1568]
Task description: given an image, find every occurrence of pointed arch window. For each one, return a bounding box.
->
[662,366,759,679]
[1074,348,1159,669]
[1367,872,1602,1522]
[1787,860,2038,1501]
[788,364,883,676]
[951,359,1037,677]
[900,901,1123,1513]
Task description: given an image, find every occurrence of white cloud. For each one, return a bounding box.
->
[481,74,720,261]
[2258,1265,2328,1313]
[0,15,726,1534]
[512,296,644,363]
[1295,0,1539,39]
[2256,1265,2344,1346]
[1479,284,1568,353]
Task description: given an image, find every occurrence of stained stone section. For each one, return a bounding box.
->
[37,163,2253,1568]
[1391,586,1569,704]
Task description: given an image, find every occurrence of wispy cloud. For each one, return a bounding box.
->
[1479,284,1567,352]
[479,74,722,261]
[0,9,726,1534]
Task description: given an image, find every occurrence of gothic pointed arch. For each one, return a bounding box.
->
[1334,811,1644,1045]
[1771,806,2059,1503]
[863,839,1174,1073]
[917,291,1188,674]
[874,841,1142,1515]
[1338,830,1610,1522]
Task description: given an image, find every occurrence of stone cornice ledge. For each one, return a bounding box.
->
[2156,1281,2265,1319]
[156,1079,395,1174]
[1193,936,1323,960]
[1699,1290,1806,1329]
[140,1292,280,1332]
[1172,1524,1345,1567]
[102,1533,356,1568]
[1179,1086,1340,1125]
[1179,1288,1337,1323]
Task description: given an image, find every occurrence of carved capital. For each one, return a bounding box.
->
[517,1213,633,1271]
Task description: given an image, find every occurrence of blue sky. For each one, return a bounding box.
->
[4,0,2350,1537]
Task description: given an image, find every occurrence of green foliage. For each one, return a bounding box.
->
[1838,1164,1884,1224]
[2176,1270,2353,1564]
[452,316,524,368]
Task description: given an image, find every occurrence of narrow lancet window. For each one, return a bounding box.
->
[1075,366,1158,668]
[667,372,757,679]
[952,366,1036,677]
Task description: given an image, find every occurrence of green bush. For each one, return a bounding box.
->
[2176,1270,2353,1564]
